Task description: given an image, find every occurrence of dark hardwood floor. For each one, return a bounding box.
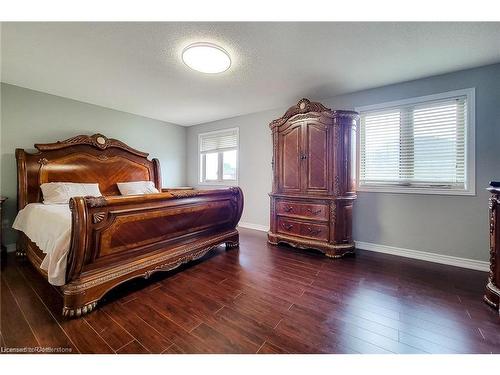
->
[1,227,499,354]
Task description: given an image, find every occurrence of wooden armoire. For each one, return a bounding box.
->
[268,98,359,258]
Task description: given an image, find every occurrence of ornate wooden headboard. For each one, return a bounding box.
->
[15,134,161,210]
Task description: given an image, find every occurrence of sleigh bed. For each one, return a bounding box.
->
[15,133,243,318]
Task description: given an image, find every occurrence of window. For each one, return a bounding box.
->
[199,128,239,185]
[356,88,475,195]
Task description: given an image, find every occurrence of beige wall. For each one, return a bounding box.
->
[187,63,500,262]
[0,83,187,245]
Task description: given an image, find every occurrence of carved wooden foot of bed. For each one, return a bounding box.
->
[15,237,27,257]
[16,247,26,257]
[225,234,240,249]
[62,301,97,318]
[61,286,100,319]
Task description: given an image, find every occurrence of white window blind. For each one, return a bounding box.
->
[358,91,473,194]
[199,128,239,185]
[200,129,238,153]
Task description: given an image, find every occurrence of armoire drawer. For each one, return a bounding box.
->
[300,203,329,221]
[276,201,329,221]
[300,222,329,241]
[277,217,329,242]
[276,201,301,216]
[277,217,302,237]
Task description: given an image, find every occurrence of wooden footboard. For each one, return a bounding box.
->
[58,187,243,317]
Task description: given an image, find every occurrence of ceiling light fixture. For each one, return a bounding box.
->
[181,42,231,74]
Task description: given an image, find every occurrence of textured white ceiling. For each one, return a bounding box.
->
[2,22,500,126]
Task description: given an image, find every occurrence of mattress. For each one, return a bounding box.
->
[13,203,72,286]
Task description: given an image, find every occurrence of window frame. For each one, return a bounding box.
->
[355,88,475,196]
[198,127,239,186]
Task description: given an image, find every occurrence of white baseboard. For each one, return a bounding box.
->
[236,221,488,272]
[238,221,268,232]
[355,240,489,272]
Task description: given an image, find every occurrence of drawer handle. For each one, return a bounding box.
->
[307,227,321,235]
[284,206,294,213]
[282,223,294,231]
[306,208,322,215]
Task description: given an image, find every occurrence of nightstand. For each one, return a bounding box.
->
[0,197,7,254]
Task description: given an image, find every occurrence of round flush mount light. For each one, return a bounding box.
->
[181,42,231,74]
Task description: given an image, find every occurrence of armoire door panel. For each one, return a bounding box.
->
[305,122,328,192]
[280,125,302,192]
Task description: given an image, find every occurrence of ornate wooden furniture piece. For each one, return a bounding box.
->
[16,134,243,318]
[268,98,358,258]
[0,197,6,254]
[485,182,500,315]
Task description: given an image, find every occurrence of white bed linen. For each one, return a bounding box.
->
[40,182,102,204]
[12,203,72,286]
[117,180,159,195]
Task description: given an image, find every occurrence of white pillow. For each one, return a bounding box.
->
[117,181,159,196]
[41,182,102,204]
